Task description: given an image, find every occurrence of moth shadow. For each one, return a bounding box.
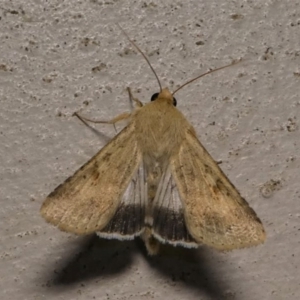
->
[139,241,233,300]
[42,237,233,298]
[47,235,135,286]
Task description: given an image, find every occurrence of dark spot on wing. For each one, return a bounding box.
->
[153,207,196,244]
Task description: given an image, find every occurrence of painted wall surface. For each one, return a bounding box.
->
[0,1,299,299]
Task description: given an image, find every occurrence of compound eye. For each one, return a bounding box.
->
[151,93,159,101]
[173,97,177,106]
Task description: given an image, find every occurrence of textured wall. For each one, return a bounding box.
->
[0,1,299,299]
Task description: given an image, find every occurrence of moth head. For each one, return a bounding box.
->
[151,88,177,107]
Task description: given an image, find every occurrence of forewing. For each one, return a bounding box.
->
[151,167,198,248]
[97,163,146,240]
[40,123,142,235]
[171,129,266,250]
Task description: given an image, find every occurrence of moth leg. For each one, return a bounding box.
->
[127,87,143,108]
[73,88,140,126]
[73,111,132,133]
[73,111,132,125]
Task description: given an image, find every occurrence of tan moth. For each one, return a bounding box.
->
[41,28,266,255]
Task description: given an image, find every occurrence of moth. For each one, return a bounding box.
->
[41,29,266,255]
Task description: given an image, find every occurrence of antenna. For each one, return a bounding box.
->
[172,59,242,96]
[117,24,162,92]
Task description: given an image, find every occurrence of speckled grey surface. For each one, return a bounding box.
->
[0,1,299,299]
